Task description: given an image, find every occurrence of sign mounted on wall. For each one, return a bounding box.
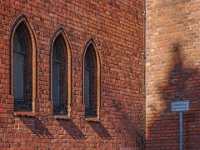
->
[171,100,190,112]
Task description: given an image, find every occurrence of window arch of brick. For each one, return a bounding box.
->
[10,15,37,112]
[50,28,72,116]
[83,39,101,118]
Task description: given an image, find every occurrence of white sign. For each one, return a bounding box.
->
[171,100,190,112]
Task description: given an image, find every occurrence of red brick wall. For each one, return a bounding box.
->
[146,0,200,149]
[0,0,145,149]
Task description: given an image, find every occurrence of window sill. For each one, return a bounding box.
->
[53,115,70,120]
[14,111,35,117]
[85,117,100,122]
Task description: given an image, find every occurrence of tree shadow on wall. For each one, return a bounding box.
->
[148,42,200,149]
[88,122,112,140]
[58,120,86,140]
[159,42,200,113]
[19,116,54,139]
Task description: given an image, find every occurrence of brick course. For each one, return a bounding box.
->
[0,0,145,149]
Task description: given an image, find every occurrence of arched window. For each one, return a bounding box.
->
[13,24,32,111]
[52,35,68,115]
[84,43,100,118]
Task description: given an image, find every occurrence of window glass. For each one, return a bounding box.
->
[14,33,22,53]
[13,23,33,111]
[84,53,92,108]
[14,31,24,100]
[52,35,69,115]
[53,39,62,106]
[53,61,61,105]
[84,65,90,108]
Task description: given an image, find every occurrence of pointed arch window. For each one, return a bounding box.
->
[13,24,32,111]
[52,35,68,115]
[84,44,100,118]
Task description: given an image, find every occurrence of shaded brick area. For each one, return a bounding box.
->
[146,0,200,149]
[0,0,145,149]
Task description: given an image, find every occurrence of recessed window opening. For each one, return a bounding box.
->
[52,36,68,115]
[84,45,98,117]
[14,24,32,111]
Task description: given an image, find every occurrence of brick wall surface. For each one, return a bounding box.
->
[0,0,145,149]
[146,0,200,149]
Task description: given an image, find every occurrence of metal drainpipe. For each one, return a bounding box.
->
[142,0,146,149]
[137,0,146,149]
